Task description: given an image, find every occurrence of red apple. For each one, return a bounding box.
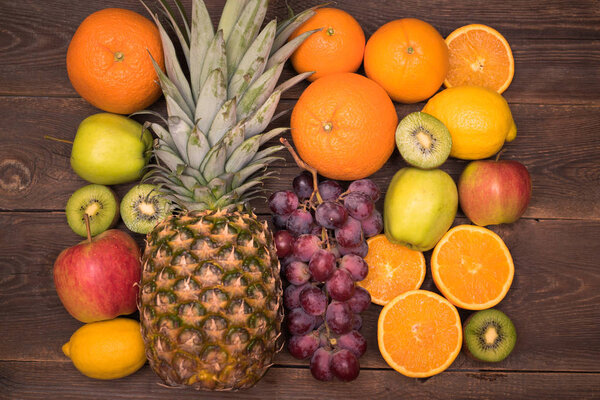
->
[53,223,141,323]
[458,159,532,226]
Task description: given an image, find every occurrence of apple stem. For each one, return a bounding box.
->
[44,135,73,145]
[280,137,323,204]
[83,213,92,243]
[495,149,506,162]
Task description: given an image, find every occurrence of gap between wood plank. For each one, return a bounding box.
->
[1,360,598,375]
[0,209,598,223]
[0,94,598,107]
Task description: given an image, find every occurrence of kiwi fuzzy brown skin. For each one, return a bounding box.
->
[462,309,517,363]
[65,184,120,238]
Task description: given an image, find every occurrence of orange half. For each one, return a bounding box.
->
[378,290,462,378]
[431,225,514,310]
[359,235,426,305]
[444,24,514,94]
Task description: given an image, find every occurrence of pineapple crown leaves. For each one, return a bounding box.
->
[140,0,318,211]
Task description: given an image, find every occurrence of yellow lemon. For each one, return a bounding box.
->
[423,86,516,159]
[62,318,146,380]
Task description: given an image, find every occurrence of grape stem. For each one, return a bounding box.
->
[280,138,323,204]
[321,227,330,250]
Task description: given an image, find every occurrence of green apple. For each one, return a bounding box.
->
[71,113,153,185]
[384,167,458,251]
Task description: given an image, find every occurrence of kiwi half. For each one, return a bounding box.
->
[395,112,452,169]
[121,184,170,234]
[463,309,517,362]
[65,184,119,237]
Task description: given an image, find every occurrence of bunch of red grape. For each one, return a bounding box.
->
[269,172,383,381]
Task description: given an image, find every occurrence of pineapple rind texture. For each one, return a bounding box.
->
[141,209,282,390]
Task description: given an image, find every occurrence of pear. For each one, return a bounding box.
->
[384,167,457,251]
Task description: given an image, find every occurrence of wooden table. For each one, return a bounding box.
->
[1,0,599,398]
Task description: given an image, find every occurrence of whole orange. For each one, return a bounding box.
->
[291,73,397,181]
[67,8,165,114]
[289,8,365,82]
[364,18,449,104]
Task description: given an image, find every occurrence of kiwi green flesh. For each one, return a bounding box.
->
[395,111,452,169]
[464,309,517,362]
[121,184,170,234]
[65,184,119,238]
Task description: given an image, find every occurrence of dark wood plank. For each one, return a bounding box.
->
[1,361,599,400]
[0,0,598,103]
[279,39,600,104]
[1,213,598,372]
[1,97,599,220]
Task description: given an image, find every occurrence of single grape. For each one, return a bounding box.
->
[285,261,311,285]
[360,209,383,238]
[325,301,353,334]
[286,209,314,236]
[352,314,363,331]
[288,331,320,360]
[274,230,294,258]
[273,213,290,230]
[299,286,328,316]
[315,201,348,229]
[326,268,355,301]
[293,234,321,262]
[343,192,374,221]
[293,171,314,200]
[308,249,336,282]
[335,216,363,248]
[284,283,310,310]
[287,307,316,335]
[281,254,300,268]
[331,349,360,381]
[310,224,322,236]
[318,180,343,202]
[338,330,367,358]
[348,179,380,202]
[339,254,368,281]
[314,315,324,329]
[268,191,298,215]
[310,348,334,381]
[346,286,371,314]
[338,241,368,258]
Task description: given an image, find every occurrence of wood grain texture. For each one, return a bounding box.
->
[0,0,598,103]
[1,97,598,220]
[1,362,600,400]
[1,0,600,397]
[1,213,598,372]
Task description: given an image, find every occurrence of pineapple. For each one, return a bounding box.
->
[138,0,316,391]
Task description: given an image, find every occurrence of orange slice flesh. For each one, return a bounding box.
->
[444,24,514,94]
[431,225,514,310]
[359,234,426,305]
[378,290,462,378]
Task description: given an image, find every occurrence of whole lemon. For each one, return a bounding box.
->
[423,86,517,159]
[62,318,146,380]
